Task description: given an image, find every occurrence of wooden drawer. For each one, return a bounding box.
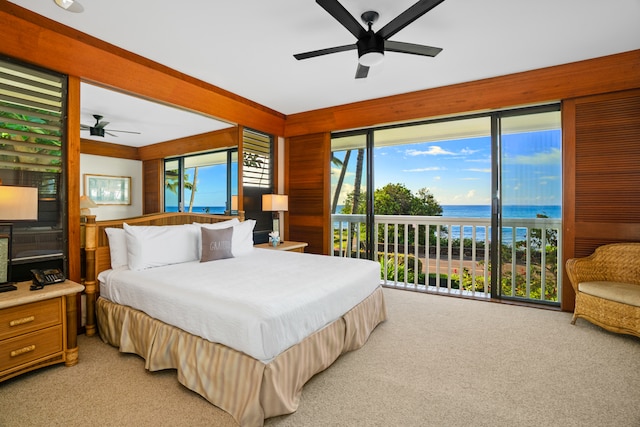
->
[0,325,63,372]
[0,299,62,341]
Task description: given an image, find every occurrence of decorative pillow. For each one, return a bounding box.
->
[191,218,240,257]
[105,227,128,269]
[123,223,200,270]
[200,227,234,262]
[230,219,256,257]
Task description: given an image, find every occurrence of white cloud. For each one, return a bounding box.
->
[465,168,492,173]
[406,146,455,156]
[504,148,561,165]
[402,166,445,172]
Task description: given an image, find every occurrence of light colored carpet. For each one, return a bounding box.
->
[1,288,638,427]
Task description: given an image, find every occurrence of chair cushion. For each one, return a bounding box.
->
[579,281,640,307]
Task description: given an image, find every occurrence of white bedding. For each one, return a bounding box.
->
[98,248,381,363]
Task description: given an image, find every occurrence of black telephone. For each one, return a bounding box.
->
[30,268,65,288]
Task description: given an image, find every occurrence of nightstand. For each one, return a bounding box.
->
[0,279,84,383]
[255,241,308,253]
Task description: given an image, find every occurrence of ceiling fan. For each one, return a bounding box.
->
[80,114,141,137]
[294,0,445,79]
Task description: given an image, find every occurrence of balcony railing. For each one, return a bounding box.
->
[332,214,562,304]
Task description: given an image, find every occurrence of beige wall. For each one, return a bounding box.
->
[80,154,143,220]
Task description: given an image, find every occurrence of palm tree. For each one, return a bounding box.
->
[331,151,350,214]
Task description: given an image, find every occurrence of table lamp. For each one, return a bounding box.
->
[80,195,98,216]
[262,194,288,236]
[0,185,38,289]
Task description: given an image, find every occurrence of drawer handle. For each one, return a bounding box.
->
[9,316,35,327]
[10,345,36,357]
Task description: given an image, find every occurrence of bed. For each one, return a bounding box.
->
[83,212,387,426]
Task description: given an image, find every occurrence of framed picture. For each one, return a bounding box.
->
[84,174,131,205]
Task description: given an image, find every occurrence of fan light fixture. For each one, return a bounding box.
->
[53,0,84,13]
[359,51,384,67]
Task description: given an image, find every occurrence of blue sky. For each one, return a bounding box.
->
[332,130,561,206]
[170,129,562,209]
[167,164,234,208]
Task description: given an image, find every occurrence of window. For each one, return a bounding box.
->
[164,149,238,214]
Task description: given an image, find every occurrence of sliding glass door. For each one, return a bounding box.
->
[329,105,562,305]
[497,109,562,303]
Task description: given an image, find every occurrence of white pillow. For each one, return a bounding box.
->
[199,219,256,257]
[230,219,256,257]
[192,218,239,228]
[105,228,128,269]
[123,223,200,271]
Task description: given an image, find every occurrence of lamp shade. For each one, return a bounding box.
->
[80,195,98,216]
[262,194,288,212]
[0,186,38,220]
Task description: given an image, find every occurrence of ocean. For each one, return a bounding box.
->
[169,204,561,243]
[171,204,562,219]
[441,205,561,219]
[440,205,561,242]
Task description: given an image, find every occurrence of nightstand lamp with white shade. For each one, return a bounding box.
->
[80,195,98,216]
[262,194,288,241]
[0,185,38,290]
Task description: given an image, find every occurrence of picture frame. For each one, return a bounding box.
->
[84,174,131,205]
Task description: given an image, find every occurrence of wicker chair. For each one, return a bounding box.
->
[566,243,640,338]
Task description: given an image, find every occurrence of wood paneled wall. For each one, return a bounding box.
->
[562,89,640,310]
[285,50,640,137]
[142,159,163,214]
[285,133,331,255]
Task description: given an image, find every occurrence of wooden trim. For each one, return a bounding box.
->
[66,76,81,284]
[80,139,140,160]
[138,128,239,161]
[0,2,285,136]
[285,49,640,137]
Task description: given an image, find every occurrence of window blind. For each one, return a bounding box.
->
[243,129,272,188]
[0,59,64,173]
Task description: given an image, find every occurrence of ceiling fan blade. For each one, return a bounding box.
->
[378,0,446,40]
[105,131,119,137]
[355,64,369,79]
[106,129,141,134]
[80,124,90,130]
[316,0,366,39]
[95,121,110,129]
[385,40,442,57]
[294,44,356,60]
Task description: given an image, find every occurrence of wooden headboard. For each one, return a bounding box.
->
[83,211,244,336]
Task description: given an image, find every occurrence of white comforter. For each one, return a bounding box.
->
[98,249,381,362]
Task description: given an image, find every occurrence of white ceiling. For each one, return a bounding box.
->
[8,0,640,146]
[79,83,233,147]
